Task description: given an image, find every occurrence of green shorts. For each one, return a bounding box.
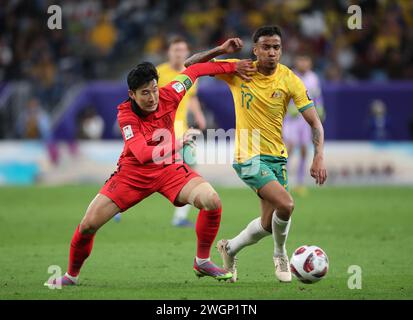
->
[233,155,289,193]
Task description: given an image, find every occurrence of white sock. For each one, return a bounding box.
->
[172,204,191,223]
[227,217,271,256]
[272,211,291,257]
[196,257,210,265]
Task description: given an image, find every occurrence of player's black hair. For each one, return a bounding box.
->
[127,62,159,91]
[252,25,282,43]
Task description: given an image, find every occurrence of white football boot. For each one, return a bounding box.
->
[273,255,292,283]
[216,239,237,283]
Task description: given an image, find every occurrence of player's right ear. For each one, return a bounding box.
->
[128,89,135,100]
[252,45,258,58]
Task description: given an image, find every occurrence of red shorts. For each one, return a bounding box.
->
[99,163,200,212]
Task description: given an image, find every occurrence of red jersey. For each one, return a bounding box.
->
[115,61,237,171]
[117,84,182,170]
[100,61,237,211]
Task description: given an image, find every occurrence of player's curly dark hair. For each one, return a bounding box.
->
[252,25,282,43]
[127,62,159,91]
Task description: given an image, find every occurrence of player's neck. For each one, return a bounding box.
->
[169,62,185,72]
[131,99,155,117]
[257,63,277,76]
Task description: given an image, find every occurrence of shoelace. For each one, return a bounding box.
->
[232,257,238,269]
[278,257,289,272]
[223,244,237,270]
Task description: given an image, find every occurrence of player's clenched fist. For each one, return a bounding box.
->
[219,38,244,54]
[235,59,257,82]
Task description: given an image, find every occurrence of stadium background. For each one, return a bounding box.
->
[0,0,412,300]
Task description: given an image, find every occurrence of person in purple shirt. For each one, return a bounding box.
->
[283,55,325,195]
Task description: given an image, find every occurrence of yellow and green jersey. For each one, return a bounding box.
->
[215,59,314,163]
[157,62,198,138]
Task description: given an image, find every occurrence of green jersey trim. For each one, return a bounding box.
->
[298,102,314,113]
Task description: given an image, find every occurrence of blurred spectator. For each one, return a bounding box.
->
[368,99,390,141]
[324,63,343,82]
[90,13,117,56]
[16,96,59,164]
[29,50,60,110]
[16,97,51,140]
[77,106,104,140]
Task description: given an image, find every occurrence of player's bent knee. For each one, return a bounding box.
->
[80,205,106,233]
[188,182,221,211]
[278,200,294,219]
[193,192,221,211]
[206,193,222,211]
[79,220,98,234]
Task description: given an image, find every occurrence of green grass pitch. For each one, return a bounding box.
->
[0,185,412,300]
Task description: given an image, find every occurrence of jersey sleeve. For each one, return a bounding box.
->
[160,73,195,105]
[119,114,141,145]
[118,114,157,164]
[289,72,314,113]
[213,58,239,85]
[161,61,237,106]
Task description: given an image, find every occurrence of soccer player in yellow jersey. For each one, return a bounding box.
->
[157,36,207,227]
[185,26,327,283]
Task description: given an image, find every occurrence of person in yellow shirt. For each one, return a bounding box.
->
[90,14,117,55]
[185,26,327,283]
[157,36,207,227]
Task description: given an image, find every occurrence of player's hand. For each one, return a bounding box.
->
[183,128,202,148]
[219,38,243,54]
[235,59,257,82]
[310,155,327,185]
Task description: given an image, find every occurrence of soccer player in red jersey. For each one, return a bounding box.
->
[45,59,256,287]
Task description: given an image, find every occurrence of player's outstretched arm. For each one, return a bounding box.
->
[301,107,327,185]
[184,38,256,81]
[183,60,255,83]
[184,38,244,67]
[162,60,254,107]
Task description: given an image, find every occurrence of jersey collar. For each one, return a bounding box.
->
[255,62,280,79]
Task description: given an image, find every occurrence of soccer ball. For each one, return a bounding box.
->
[290,245,329,284]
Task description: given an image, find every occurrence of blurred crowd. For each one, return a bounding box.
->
[0,0,412,141]
[0,0,167,110]
[158,0,413,82]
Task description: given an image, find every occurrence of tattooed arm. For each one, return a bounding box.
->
[184,46,226,67]
[184,38,257,81]
[184,38,243,67]
[301,107,327,185]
